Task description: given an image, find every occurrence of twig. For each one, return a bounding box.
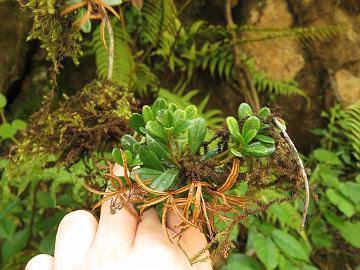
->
[273,117,310,230]
[224,0,260,110]
[105,12,114,81]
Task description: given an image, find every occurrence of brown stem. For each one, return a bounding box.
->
[105,12,114,81]
[224,0,260,110]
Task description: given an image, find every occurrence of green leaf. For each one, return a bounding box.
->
[0,219,16,240]
[131,167,163,181]
[242,116,260,136]
[150,168,179,191]
[188,118,207,154]
[129,113,145,134]
[244,129,257,144]
[156,109,174,128]
[226,116,242,145]
[230,147,243,157]
[272,229,309,262]
[11,119,26,131]
[326,188,355,217]
[121,134,139,154]
[222,253,262,270]
[168,103,178,112]
[39,231,56,255]
[37,191,55,208]
[243,142,275,157]
[238,103,253,119]
[152,98,167,115]
[112,148,122,164]
[255,134,275,144]
[258,107,271,118]
[338,182,360,204]
[0,123,16,139]
[142,105,155,122]
[1,229,29,264]
[146,134,171,161]
[185,105,197,119]
[145,121,167,141]
[139,146,164,171]
[313,149,342,165]
[77,8,91,33]
[173,119,192,135]
[0,93,6,108]
[173,109,186,121]
[102,0,122,5]
[253,233,279,270]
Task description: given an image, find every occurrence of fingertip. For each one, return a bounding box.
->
[26,254,54,270]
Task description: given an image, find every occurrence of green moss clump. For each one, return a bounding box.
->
[12,80,138,166]
[25,0,82,65]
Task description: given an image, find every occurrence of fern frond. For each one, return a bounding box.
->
[158,88,224,127]
[93,21,134,86]
[336,101,360,166]
[130,63,159,97]
[140,0,178,46]
[236,24,343,45]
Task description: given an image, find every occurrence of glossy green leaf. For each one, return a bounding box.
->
[255,134,275,144]
[0,93,6,108]
[112,148,133,166]
[258,107,271,118]
[149,168,179,191]
[226,116,242,145]
[244,129,257,144]
[145,121,167,141]
[272,229,309,262]
[185,105,197,119]
[339,182,360,204]
[131,168,163,181]
[129,113,145,134]
[146,134,171,161]
[152,98,167,115]
[156,109,174,128]
[121,134,139,154]
[253,233,279,270]
[242,116,260,136]
[142,105,154,122]
[173,119,192,135]
[326,188,355,217]
[188,118,207,154]
[238,103,252,119]
[139,146,164,171]
[243,142,275,157]
[229,147,243,157]
[173,109,186,122]
[168,103,178,112]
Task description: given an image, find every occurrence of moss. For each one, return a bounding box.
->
[12,80,138,167]
[25,0,82,65]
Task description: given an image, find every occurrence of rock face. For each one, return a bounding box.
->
[335,69,360,106]
[239,0,305,81]
[0,2,30,95]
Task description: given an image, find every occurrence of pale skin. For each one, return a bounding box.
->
[26,164,212,270]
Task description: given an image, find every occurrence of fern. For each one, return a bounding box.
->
[130,63,159,97]
[158,88,224,128]
[92,21,134,86]
[336,101,360,166]
[140,0,178,46]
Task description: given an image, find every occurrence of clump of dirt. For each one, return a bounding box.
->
[11,79,138,167]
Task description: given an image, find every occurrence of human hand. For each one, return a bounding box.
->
[26,165,212,270]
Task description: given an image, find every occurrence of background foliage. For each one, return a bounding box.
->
[0,0,359,269]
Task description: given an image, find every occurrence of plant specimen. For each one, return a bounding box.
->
[88,98,309,263]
